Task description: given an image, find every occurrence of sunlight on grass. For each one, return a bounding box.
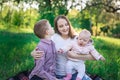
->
[96,36,120,46]
[0,24,8,30]
[0,25,33,33]
[7,27,33,33]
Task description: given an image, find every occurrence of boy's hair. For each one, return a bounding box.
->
[34,19,49,38]
[79,29,91,38]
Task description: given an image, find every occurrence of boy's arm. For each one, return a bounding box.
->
[30,47,56,80]
[32,57,56,80]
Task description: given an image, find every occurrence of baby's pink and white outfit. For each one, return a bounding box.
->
[62,40,103,80]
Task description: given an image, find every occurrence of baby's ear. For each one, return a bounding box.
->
[89,38,94,44]
[89,38,92,42]
[76,36,78,40]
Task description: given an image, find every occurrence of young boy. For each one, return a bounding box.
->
[29,19,58,80]
[58,29,105,80]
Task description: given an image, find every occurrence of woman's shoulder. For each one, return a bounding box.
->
[52,33,59,39]
[52,33,60,37]
[51,33,61,41]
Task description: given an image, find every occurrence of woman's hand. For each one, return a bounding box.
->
[31,49,44,59]
[67,50,95,60]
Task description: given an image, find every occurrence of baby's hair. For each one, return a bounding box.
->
[79,29,91,38]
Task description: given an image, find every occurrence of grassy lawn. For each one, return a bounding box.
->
[0,30,120,80]
[0,30,39,80]
[86,36,120,80]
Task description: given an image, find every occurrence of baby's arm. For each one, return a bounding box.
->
[67,50,95,60]
[58,44,73,54]
[75,48,89,55]
[90,46,105,60]
[71,44,89,55]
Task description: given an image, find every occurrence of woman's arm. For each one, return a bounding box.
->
[67,51,95,60]
[31,49,44,59]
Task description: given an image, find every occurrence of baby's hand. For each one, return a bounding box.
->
[100,56,105,61]
[58,48,64,54]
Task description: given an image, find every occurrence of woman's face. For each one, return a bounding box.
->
[57,18,69,36]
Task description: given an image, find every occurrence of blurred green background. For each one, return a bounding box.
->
[0,0,120,80]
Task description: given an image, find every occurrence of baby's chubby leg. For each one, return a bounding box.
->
[64,61,74,80]
[76,63,85,80]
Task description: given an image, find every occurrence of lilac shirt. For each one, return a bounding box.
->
[29,39,57,80]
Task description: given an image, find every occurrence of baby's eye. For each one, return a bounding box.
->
[84,40,87,42]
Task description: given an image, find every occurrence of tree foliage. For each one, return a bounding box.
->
[81,0,120,36]
[0,0,120,37]
[110,23,120,38]
[36,0,69,26]
[12,11,24,27]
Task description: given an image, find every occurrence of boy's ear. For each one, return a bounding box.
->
[45,30,49,35]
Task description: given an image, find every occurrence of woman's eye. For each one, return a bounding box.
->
[65,23,68,26]
[59,25,63,28]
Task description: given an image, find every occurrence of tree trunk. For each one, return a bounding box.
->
[95,21,98,36]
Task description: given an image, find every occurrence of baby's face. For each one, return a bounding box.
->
[77,34,90,46]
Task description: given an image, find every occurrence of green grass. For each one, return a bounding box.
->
[0,31,120,80]
[86,36,120,80]
[0,31,39,80]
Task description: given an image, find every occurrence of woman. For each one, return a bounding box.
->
[31,15,95,80]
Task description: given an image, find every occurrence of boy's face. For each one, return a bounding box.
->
[77,34,90,46]
[46,22,54,36]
